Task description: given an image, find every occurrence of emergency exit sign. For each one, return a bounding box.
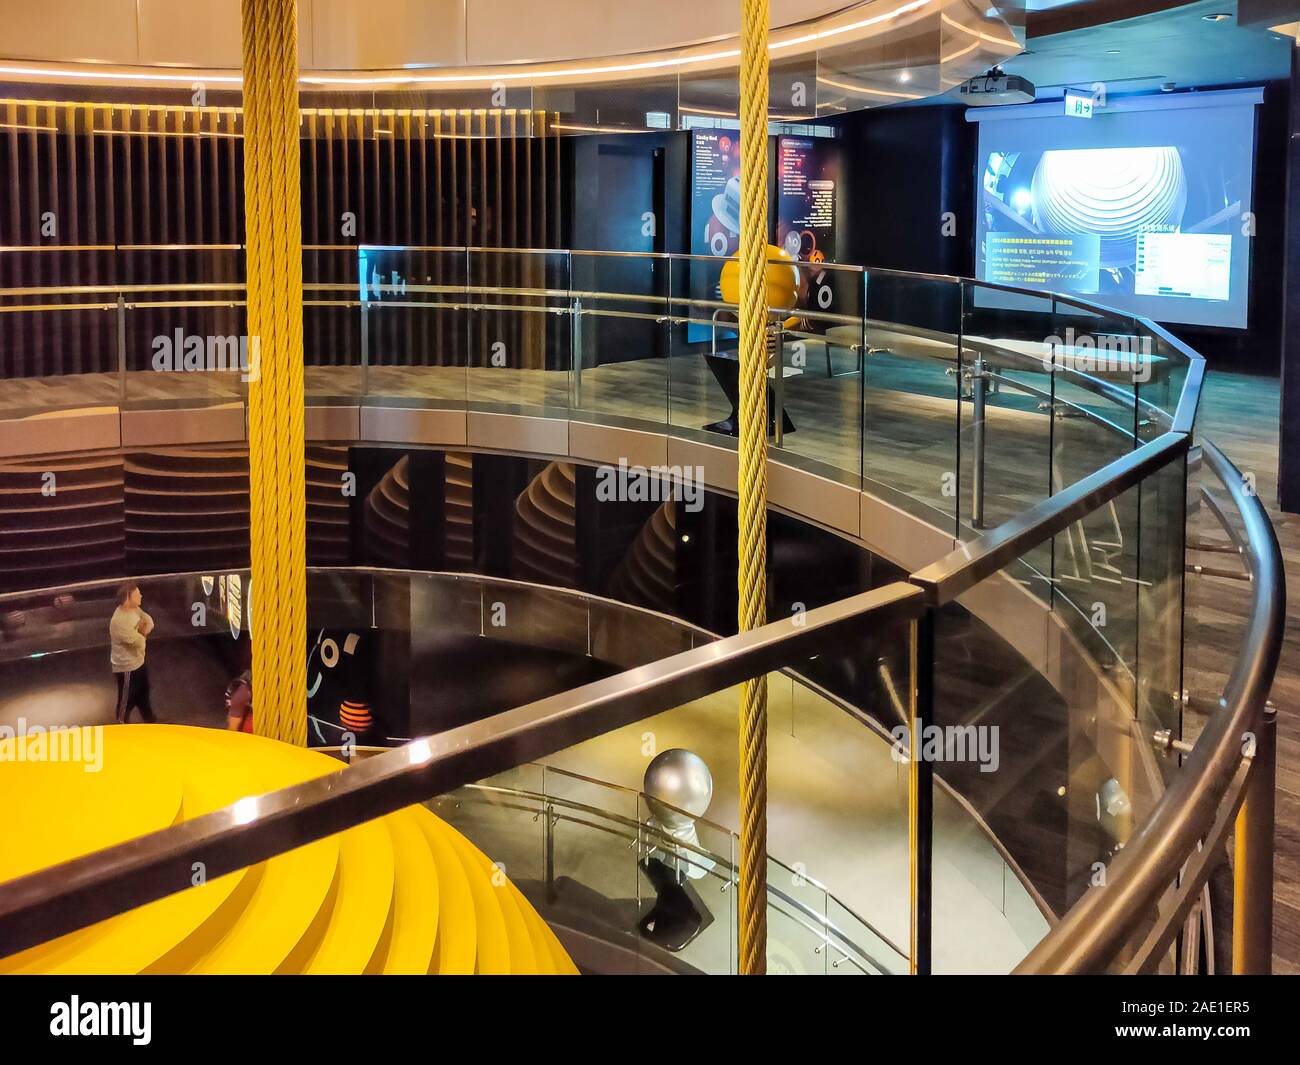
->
[1064,89,1095,118]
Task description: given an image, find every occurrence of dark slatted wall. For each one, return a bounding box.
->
[0,100,563,379]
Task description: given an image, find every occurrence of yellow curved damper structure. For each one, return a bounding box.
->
[0,725,577,975]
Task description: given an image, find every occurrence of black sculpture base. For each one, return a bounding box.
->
[637,856,716,953]
[703,353,796,437]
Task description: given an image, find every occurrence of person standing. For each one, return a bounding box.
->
[110,581,157,724]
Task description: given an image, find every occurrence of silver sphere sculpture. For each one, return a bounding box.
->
[643,749,713,830]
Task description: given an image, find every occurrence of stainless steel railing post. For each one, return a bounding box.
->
[1232,701,1276,974]
[572,296,583,409]
[116,294,127,405]
[971,353,987,530]
[359,299,370,397]
[772,321,785,448]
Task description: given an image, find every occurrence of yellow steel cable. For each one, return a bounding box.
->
[241,0,307,746]
[737,0,770,976]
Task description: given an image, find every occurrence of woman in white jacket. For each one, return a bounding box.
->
[109,581,157,724]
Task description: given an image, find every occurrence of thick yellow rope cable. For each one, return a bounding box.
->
[241,0,307,746]
[737,0,770,976]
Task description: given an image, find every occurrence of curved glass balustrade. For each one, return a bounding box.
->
[0,245,1196,723]
[0,245,1282,976]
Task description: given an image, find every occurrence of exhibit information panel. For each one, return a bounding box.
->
[969,89,1261,328]
[776,135,839,266]
[689,127,742,342]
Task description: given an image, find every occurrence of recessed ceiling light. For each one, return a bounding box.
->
[1106,49,1121,54]
[1203,12,1232,21]
[898,70,911,83]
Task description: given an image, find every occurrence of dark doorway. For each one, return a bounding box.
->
[589,143,667,364]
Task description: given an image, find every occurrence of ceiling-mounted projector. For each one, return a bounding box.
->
[957,69,1035,106]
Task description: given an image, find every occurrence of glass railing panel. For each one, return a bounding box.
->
[1049,371,1144,668]
[477,579,590,656]
[114,244,244,289]
[587,596,698,670]
[1181,442,1247,752]
[862,269,962,535]
[1045,297,1151,450]
[667,253,737,450]
[1042,311,1148,675]
[118,246,248,410]
[770,259,864,488]
[0,571,247,665]
[765,856,832,975]
[634,789,739,975]
[929,477,1178,966]
[1051,478,1143,714]
[465,249,571,417]
[1,247,124,416]
[359,246,468,407]
[305,566,374,629]
[304,244,364,403]
[1135,452,1188,778]
[403,571,495,736]
[1138,326,1192,436]
[784,702,906,958]
[769,620,915,967]
[438,757,898,976]
[0,246,119,295]
[931,778,1052,971]
[827,893,907,975]
[569,251,670,432]
[538,637,905,973]
[0,305,121,417]
[537,769,650,969]
[928,580,1090,968]
[427,769,550,919]
[959,282,1055,566]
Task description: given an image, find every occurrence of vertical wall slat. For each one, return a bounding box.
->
[66,104,82,374]
[433,110,444,361]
